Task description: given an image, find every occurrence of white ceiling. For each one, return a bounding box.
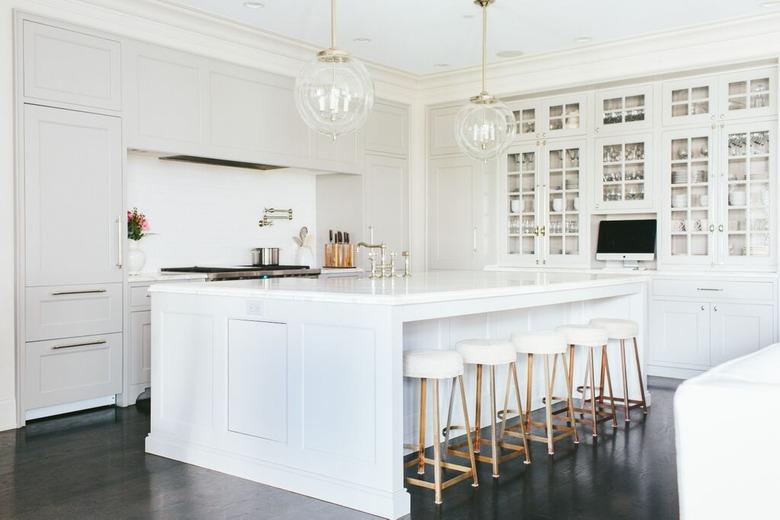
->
[165,0,778,75]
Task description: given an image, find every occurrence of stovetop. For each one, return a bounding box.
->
[162,265,311,273]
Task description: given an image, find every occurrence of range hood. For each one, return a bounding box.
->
[158,155,286,171]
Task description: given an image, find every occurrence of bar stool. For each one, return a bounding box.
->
[403,350,478,505]
[589,318,648,421]
[556,325,618,437]
[444,339,530,478]
[509,330,579,455]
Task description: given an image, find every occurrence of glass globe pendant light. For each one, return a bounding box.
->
[295,0,374,140]
[455,0,516,160]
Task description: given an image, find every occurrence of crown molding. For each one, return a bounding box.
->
[13,0,421,101]
[419,11,780,105]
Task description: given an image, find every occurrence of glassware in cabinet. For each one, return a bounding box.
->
[662,129,715,264]
[719,68,776,121]
[594,133,653,211]
[546,143,583,260]
[540,94,588,138]
[505,147,539,262]
[509,102,539,140]
[662,76,718,126]
[722,123,774,263]
[594,85,653,133]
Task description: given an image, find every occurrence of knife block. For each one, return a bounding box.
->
[323,244,355,268]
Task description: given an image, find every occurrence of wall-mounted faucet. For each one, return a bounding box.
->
[258,208,293,227]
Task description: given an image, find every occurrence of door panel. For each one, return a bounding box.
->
[24,105,123,286]
[710,303,773,366]
[364,155,409,255]
[428,156,477,269]
[650,300,710,369]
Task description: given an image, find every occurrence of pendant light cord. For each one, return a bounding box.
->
[481,1,487,94]
[331,0,337,49]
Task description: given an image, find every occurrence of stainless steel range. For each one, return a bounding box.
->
[160,265,321,281]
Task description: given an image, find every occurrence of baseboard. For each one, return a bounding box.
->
[0,398,18,431]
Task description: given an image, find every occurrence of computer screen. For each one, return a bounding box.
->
[596,219,657,256]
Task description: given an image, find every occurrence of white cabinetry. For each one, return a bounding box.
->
[594,85,653,134]
[21,20,121,111]
[365,101,409,156]
[429,155,493,269]
[593,133,653,212]
[719,68,776,121]
[501,138,588,266]
[428,105,460,156]
[364,154,409,254]
[24,105,124,286]
[662,74,719,126]
[540,94,589,138]
[648,277,776,378]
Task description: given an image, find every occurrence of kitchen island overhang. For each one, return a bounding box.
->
[145,271,649,519]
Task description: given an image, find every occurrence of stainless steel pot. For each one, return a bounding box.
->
[251,247,280,266]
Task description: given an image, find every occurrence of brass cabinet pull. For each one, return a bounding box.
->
[52,339,107,350]
[696,288,724,292]
[116,218,123,268]
[51,289,107,296]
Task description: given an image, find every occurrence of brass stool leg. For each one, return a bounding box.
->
[500,363,512,441]
[620,339,631,423]
[510,361,532,464]
[562,351,580,444]
[489,365,500,478]
[587,348,599,437]
[601,345,619,428]
[417,378,427,474]
[526,354,534,433]
[474,365,483,453]
[598,349,607,404]
[444,378,456,454]
[543,355,554,455]
[633,337,648,414]
[432,379,443,505]
[457,375,479,488]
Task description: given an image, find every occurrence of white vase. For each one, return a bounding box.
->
[295,246,315,267]
[127,240,146,274]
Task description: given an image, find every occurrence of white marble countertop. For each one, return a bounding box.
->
[150,269,648,305]
[486,265,779,280]
[128,272,208,283]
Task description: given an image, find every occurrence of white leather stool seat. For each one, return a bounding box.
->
[589,318,639,340]
[511,330,567,355]
[455,339,517,365]
[404,350,464,379]
[556,325,608,347]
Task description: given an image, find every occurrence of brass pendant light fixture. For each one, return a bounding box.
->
[294,0,375,140]
[454,0,516,160]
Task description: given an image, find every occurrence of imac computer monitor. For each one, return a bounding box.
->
[596,219,657,268]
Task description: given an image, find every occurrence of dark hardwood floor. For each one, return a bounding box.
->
[0,378,680,519]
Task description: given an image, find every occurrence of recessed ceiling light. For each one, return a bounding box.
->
[353,37,372,43]
[761,1,780,6]
[243,1,264,8]
[496,50,524,58]
[575,36,593,44]
[433,63,450,68]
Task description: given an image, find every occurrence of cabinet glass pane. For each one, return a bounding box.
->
[669,135,711,257]
[513,108,536,136]
[602,94,645,126]
[600,140,646,204]
[507,151,537,256]
[671,86,710,119]
[726,129,770,258]
[728,77,770,113]
[548,146,580,256]
[549,103,580,131]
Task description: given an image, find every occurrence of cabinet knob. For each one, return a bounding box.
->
[700,305,705,311]
[713,305,718,312]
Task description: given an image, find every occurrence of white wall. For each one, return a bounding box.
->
[127,154,317,270]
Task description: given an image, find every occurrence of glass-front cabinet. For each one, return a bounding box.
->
[510,101,539,141]
[593,133,653,212]
[662,75,718,126]
[502,139,588,266]
[719,69,776,121]
[594,85,653,133]
[543,94,588,138]
[660,123,775,269]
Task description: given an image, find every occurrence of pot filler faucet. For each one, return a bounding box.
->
[356,242,411,279]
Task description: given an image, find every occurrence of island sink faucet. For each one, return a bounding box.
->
[356,242,411,278]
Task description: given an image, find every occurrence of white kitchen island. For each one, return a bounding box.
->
[146,270,649,519]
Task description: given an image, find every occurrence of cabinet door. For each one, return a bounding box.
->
[710,303,774,366]
[428,106,460,156]
[594,84,653,134]
[311,130,363,172]
[24,105,123,286]
[123,41,209,150]
[540,94,588,138]
[542,139,588,266]
[593,133,653,212]
[502,144,541,265]
[719,122,775,268]
[22,21,121,111]
[130,311,152,387]
[659,127,716,266]
[649,300,710,370]
[662,75,718,126]
[364,154,409,255]
[428,156,479,269]
[364,101,409,156]
[508,100,541,141]
[24,332,122,410]
[719,68,776,121]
